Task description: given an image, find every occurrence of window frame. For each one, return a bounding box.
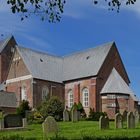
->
[68,90,74,108]
[42,86,49,100]
[21,85,27,101]
[82,88,89,107]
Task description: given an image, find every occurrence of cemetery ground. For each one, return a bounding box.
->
[1,121,140,139]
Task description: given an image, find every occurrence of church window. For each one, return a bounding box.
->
[42,86,49,100]
[68,90,73,108]
[82,88,89,107]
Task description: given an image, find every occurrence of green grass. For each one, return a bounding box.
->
[0,121,140,139]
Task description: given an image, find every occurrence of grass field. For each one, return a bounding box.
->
[0,121,140,139]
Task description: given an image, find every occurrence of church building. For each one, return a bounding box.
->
[0,36,138,119]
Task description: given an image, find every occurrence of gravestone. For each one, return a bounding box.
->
[134,111,139,125]
[42,116,58,136]
[115,113,123,129]
[0,111,4,130]
[71,108,78,122]
[122,110,128,122]
[127,112,135,129]
[4,114,23,128]
[99,116,109,130]
[77,111,81,121]
[63,109,69,122]
[22,118,27,128]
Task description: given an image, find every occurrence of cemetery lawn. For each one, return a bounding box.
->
[1,121,140,139]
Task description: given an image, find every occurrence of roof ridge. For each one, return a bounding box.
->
[63,41,115,58]
[17,45,62,59]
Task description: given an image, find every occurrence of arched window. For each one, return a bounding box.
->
[68,90,73,108]
[21,85,27,100]
[82,88,89,107]
[42,86,49,100]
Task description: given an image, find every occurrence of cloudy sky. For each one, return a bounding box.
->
[0,0,140,99]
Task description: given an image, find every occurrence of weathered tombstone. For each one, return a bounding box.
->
[127,112,135,129]
[122,110,128,122]
[0,111,4,130]
[71,108,78,122]
[42,116,58,136]
[63,109,69,122]
[77,111,81,121]
[99,116,109,130]
[4,114,23,128]
[134,111,139,125]
[22,118,27,128]
[115,113,123,129]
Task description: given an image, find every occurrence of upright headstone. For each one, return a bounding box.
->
[122,110,128,122]
[63,109,69,122]
[0,111,4,130]
[42,116,58,136]
[77,111,81,121]
[71,108,78,122]
[22,118,27,128]
[127,112,135,129]
[115,113,123,129]
[134,111,139,125]
[99,116,109,130]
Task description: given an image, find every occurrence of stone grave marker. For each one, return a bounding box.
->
[134,111,139,125]
[71,108,78,122]
[99,116,109,130]
[77,111,81,121]
[115,113,123,129]
[63,109,69,122]
[42,116,58,136]
[0,111,4,130]
[127,112,135,129]
[22,118,27,128]
[4,114,23,128]
[122,110,128,122]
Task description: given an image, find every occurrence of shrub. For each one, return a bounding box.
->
[87,108,107,121]
[77,102,86,118]
[38,96,64,121]
[27,110,44,124]
[16,100,31,118]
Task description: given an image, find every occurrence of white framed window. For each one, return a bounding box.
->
[42,86,49,100]
[107,103,116,108]
[68,90,73,108]
[21,85,27,100]
[107,94,116,99]
[82,88,89,107]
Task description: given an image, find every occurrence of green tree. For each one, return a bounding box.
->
[38,96,64,121]
[7,0,66,22]
[6,0,136,22]
[16,100,31,118]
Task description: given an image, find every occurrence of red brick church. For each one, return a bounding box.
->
[0,36,138,118]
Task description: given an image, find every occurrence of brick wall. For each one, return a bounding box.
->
[0,107,16,114]
[101,94,136,119]
[7,48,30,80]
[64,77,96,115]
[0,38,16,83]
[6,79,33,107]
[96,44,130,112]
[33,79,64,108]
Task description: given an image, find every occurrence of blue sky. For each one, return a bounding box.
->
[0,0,140,99]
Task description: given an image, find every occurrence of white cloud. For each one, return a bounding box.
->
[0,0,10,12]
[19,34,54,52]
[63,0,93,19]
